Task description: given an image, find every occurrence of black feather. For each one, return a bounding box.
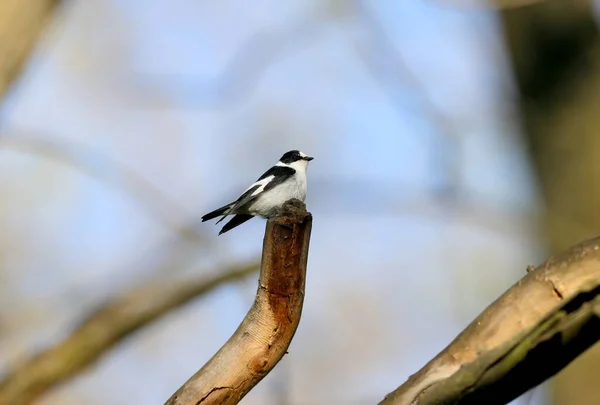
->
[256,165,295,182]
[279,150,302,164]
[219,214,254,235]
[201,203,233,222]
[202,165,296,233]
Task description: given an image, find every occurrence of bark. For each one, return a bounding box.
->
[500,1,600,403]
[165,200,312,405]
[379,236,600,405]
[0,0,60,102]
[0,263,259,405]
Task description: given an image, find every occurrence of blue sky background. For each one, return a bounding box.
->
[0,1,549,404]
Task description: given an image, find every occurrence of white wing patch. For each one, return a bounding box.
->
[245,175,274,197]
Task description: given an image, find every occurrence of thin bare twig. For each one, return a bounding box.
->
[0,133,205,243]
[432,0,547,9]
[351,0,462,200]
[0,0,61,105]
[0,262,259,405]
[126,20,323,108]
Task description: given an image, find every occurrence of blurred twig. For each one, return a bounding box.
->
[434,0,547,9]
[128,0,463,198]
[351,0,462,200]
[0,0,61,105]
[127,20,323,108]
[0,261,259,405]
[352,0,456,132]
[0,133,205,243]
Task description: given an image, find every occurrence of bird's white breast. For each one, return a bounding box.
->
[249,171,306,218]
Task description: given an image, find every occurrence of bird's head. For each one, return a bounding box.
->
[279,150,313,172]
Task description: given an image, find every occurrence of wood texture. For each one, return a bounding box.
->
[165,199,312,405]
[501,1,600,403]
[379,236,600,404]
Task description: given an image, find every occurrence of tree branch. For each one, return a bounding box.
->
[0,262,259,405]
[127,20,323,109]
[352,0,462,200]
[0,0,60,102]
[0,134,206,243]
[432,0,547,9]
[379,236,600,404]
[165,199,313,405]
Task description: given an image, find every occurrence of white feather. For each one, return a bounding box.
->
[248,171,306,217]
[249,175,274,196]
[234,152,311,218]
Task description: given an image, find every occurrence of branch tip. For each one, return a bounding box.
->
[165,199,312,405]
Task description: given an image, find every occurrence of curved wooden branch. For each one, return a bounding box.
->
[165,200,312,405]
[380,236,600,405]
[0,262,259,405]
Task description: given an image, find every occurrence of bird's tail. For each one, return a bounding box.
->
[219,214,253,235]
[201,203,233,222]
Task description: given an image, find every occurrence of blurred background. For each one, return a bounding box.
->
[0,0,598,404]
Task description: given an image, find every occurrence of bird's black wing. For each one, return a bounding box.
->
[228,166,296,213]
[213,184,260,224]
[209,165,297,226]
[258,166,296,192]
[256,165,294,181]
[219,214,254,235]
[202,202,234,222]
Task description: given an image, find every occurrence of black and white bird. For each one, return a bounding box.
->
[201,150,314,234]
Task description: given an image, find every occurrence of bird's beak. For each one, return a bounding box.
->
[304,156,314,161]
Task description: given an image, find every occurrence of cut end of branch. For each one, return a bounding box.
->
[165,199,312,405]
[273,199,311,223]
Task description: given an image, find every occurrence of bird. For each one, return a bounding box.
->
[201,150,314,235]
